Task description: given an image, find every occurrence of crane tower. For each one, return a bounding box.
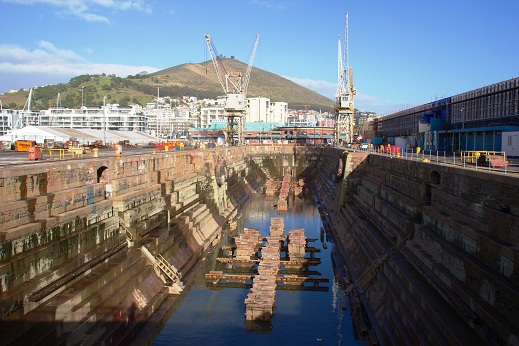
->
[205,33,260,145]
[334,12,356,146]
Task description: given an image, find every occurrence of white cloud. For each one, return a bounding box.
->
[354,93,407,115]
[284,75,406,114]
[0,42,159,91]
[250,0,291,10]
[2,0,152,22]
[0,41,405,114]
[283,76,336,99]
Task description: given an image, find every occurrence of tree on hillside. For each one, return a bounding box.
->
[63,94,76,108]
[69,75,92,88]
[119,96,130,107]
[85,95,95,106]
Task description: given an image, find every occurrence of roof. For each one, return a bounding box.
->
[190,121,281,132]
[0,126,159,145]
[243,122,281,131]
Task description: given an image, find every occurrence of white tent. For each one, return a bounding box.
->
[0,126,159,146]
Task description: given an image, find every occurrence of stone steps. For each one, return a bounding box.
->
[411,223,519,339]
[155,202,220,275]
[127,294,178,346]
[70,263,154,345]
[422,205,518,278]
[0,245,145,345]
[339,203,386,263]
[383,308,415,345]
[0,224,119,292]
[379,257,444,345]
[149,223,181,255]
[178,203,207,227]
[227,179,249,206]
[193,210,220,248]
[0,231,126,320]
[369,196,412,243]
[154,214,198,275]
[48,251,152,345]
[313,175,334,206]
[175,191,200,211]
[387,251,480,345]
[104,286,170,345]
[400,243,489,345]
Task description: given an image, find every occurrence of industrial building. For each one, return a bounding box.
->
[368,77,519,156]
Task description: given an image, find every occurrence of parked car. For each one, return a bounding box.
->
[360,143,369,149]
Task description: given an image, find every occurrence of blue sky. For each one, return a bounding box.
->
[0,0,518,114]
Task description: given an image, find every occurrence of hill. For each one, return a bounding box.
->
[0,59,334,112]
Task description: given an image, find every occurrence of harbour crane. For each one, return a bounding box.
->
[334,12,356,146]
[205,33,260,145]
[14,88,38,130]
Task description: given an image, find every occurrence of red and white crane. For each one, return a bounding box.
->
[205,33,260,145]
[334,12,356,146]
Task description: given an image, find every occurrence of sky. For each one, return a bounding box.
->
[0,0,518,114]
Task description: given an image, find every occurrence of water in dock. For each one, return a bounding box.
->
[153,191,361,345]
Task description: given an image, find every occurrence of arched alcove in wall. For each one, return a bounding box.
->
[431,171,441,185]
[97,166,109,183]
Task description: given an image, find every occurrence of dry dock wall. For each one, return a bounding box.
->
[0,145,299,345]
[314,149,519,345]
[1,145,518,345]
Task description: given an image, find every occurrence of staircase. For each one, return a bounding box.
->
[140,246,184,294]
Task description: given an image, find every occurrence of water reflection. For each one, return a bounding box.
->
[153,191,361,345]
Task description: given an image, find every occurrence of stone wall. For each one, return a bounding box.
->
[4,144,516,345]
[0,145,302,344]
[316,150,519,345]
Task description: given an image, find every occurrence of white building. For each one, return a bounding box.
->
[144,106,197,138]
[246,98,288,124]
[247,97,270,122]
[39,105,146,132]
[0,109,17,135]
[200,106,226,128]
[198,97,289,128]
[270,102,288,125]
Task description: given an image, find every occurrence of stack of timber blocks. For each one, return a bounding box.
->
[244,218,283,321]
[235,227,261,259]
[288,228,306,260]
[269,218,284,238]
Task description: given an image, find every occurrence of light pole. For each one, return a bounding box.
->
[103,96,107,145]
[80,87,85,107]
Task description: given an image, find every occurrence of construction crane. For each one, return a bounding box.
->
[205,33,260,145]
[14,88,39,130]
[334,12,356,146]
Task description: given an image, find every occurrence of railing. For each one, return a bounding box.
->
[347,146,513,174]
[42,147,84,160]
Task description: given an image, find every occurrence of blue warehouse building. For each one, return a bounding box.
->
[371,77,519,156]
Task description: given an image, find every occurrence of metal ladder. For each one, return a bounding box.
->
[140,247,184,291]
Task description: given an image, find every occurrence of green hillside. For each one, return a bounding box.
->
[0,59,334,112]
